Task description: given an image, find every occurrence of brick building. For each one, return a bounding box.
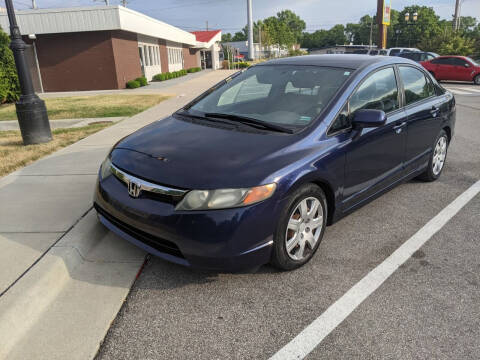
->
[0,6,222,92]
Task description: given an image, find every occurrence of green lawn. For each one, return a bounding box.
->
[0,123,112,177]
[0,94,170,121]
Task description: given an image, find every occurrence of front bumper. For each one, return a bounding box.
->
[94,172,279,271]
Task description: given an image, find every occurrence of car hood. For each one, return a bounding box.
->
[110,116,312,189]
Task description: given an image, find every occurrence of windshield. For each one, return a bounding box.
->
[186,65,352,130]
[466,57,479,66]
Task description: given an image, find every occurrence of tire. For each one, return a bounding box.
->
[474,74,480,85]
[270,183,327,271]
[417,129,449,182]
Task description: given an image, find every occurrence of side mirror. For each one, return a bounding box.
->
[352,109,387,129]
[464,63,471,68]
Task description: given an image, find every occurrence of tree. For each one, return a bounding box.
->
[418,26,475,56]
[0,26,20,104]
[232,31,247,41]
[393,6,442,48]
[276,10,306,43]
[221,33,233,42]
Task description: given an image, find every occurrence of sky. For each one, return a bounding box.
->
[2,0,479,34]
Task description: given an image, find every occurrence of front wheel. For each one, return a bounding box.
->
[474,74,480,85]
[417,129,449,182]
[270,184,327,271]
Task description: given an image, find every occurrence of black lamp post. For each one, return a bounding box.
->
[5,0,51,145]
[404,12,418,48]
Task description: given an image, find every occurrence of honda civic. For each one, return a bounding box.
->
[94,55,455,271]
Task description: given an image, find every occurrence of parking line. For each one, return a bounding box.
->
[270,180,480,360]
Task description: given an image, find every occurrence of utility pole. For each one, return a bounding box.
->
[31,0,37,9]
[206,21,209,31]
[247,0,254,60]
[4,0,51,144]
[369,16,374,48]
[453,0,461,31]
[376,0,387,49]
[258,24,262,59]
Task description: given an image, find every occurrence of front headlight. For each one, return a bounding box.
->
[176,183,276,210]
[100,156,112,180]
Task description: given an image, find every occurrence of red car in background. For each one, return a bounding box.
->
[421,56,480,85]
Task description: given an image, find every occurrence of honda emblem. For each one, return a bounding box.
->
[128,181,141,198]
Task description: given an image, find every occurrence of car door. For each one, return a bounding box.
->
[430,57,453,80]
[340,66,408,211]
[398,65,442,173]
[450,58,474,81]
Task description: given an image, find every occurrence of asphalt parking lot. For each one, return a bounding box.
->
[96,85,480,360]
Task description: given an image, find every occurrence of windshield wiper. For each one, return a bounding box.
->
[175,110,240,128]
[204,112,294,134]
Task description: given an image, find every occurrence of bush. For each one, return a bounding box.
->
[126,80,141,89]
[152,69,188,82]
[237,62,249,68]
[153,73,166,81]
[0,26,20,104]
[135,76,147,86]
[187,67,201,73]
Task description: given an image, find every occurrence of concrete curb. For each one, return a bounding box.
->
[0,210,146,360]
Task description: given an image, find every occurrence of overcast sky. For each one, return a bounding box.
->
[3,0,480,33]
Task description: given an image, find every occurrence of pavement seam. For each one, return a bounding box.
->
[0,205,93,299]
[456,103,480,111]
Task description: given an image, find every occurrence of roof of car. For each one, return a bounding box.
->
[258,54,415,70]
[435,55,466,58]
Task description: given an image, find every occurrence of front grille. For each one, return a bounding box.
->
[94,203,185,259]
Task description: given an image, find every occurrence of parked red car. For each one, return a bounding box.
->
[421,56,480,84]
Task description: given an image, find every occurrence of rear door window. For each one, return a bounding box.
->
[399,66,433,105]
[390,49,401,56]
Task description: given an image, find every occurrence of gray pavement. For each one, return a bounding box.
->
[96,91,480,360]
[0,69,236,359]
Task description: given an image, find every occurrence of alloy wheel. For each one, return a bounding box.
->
[285,197,323,261]
[432,135,447,176]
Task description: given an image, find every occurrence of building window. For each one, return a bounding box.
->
[144,45,149,66]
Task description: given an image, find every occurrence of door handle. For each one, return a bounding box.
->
[393,122,406,134]
[430,106,440,117]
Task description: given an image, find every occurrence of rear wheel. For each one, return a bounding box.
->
[271,184,327,270]
[474,74,480,85]
[417,129,449,182]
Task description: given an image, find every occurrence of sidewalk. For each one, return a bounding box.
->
[39,69,214,98]
[0,70,236,360]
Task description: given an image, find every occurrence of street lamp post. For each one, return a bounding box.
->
[404,12,418,48]
[5,0,51,145]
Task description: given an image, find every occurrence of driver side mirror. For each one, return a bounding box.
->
[352,109,387,129]
[464,63,471,68]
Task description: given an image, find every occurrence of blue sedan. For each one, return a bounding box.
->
[94,55,455,271]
